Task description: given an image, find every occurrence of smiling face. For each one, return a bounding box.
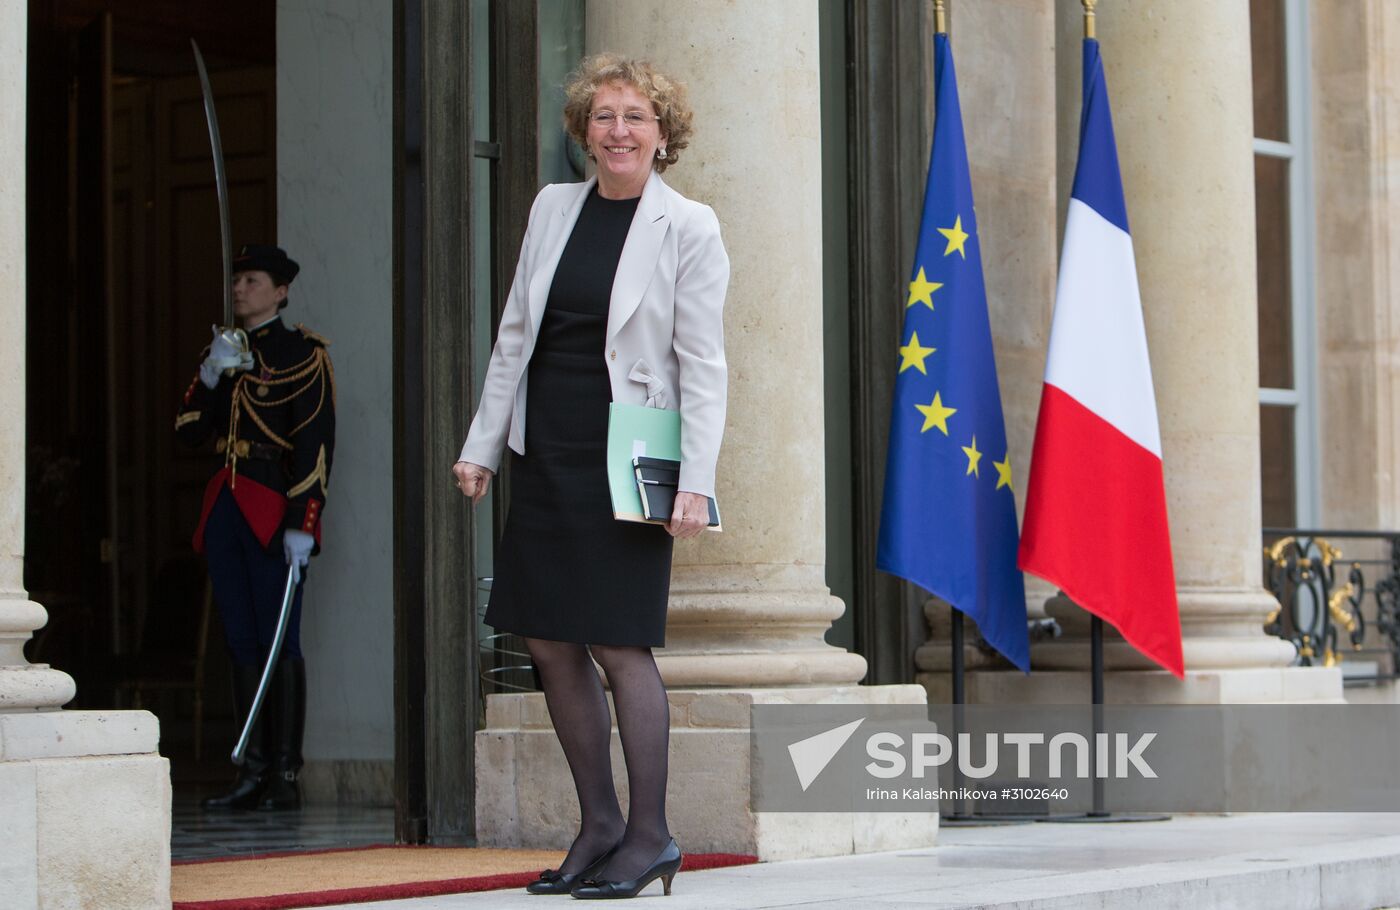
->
[587,80,666,199]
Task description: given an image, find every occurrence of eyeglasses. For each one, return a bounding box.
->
[589,109,660,129]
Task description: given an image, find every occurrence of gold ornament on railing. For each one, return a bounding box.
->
[1328,582,1359,635]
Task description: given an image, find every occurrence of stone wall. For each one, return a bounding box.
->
[1313,0,1400,531]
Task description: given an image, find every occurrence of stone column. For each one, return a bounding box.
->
[0,21,74,720]
[1306,2,1400,703]
[594,0,866,690]
[0,6,171,907]
[1312,0,1400,532]
[475,0,934,861]
[938,0,1337,705]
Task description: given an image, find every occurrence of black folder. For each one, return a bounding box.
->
[632,456,721,529]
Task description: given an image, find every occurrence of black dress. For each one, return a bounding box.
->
[485,188,676,647]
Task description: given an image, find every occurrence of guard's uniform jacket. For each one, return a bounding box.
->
[175,317,335,553]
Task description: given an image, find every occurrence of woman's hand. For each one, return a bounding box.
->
[453,461,493,505]
[667,491,710,539]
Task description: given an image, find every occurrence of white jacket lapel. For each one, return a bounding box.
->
[607,171,669,343]
[526,177,596,337]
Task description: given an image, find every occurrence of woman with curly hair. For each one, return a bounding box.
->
[453,53,729,899]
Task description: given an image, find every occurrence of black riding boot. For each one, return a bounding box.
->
[201,664,271,811]
[258,658,306,811]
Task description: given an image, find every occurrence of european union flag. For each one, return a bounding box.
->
[876,33,1029,672]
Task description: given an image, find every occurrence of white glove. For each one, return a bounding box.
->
[199,326,254,389]
[284,529,314,586]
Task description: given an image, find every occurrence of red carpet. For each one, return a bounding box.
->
[171,845,758,909]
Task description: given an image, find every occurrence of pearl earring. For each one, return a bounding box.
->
[657,147,667,159]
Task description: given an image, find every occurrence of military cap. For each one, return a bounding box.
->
[233,244,300,287]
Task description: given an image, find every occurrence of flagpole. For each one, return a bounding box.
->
[896,0,1030,824]
[1080,0,1108,821]
[934,0,966,821]
[931,0,970,823]
[1090,615,1107,817]
[1078,0,1108,820]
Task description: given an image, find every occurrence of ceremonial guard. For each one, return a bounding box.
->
[175,244,335,811]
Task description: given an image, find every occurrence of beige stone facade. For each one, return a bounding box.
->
[1314,0,1400,531]
[1302,1,1400,701]
[11,0,1400,893]
[480,0,1400,859]
[1025,0,1307,694]
[921,0,1400,707]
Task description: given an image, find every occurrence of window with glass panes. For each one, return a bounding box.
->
[1251,0,1316,529]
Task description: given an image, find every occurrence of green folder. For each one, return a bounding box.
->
[607,403,682,523]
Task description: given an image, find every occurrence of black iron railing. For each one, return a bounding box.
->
[1262,529,1400,683]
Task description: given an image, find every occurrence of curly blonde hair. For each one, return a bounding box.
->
[562,53,694,174]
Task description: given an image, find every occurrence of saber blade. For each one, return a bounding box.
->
[232,565,298,765]
[192,39,234,329]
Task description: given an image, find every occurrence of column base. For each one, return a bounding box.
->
[0,710,170,910]
[1027,634,1299,673]
[1032,589,1296,671]
[0,596,78,710]
[657,568,871,687]
[476,685,938,861]
[0,664,78,712]
[654,652,870,688]
[917,665,1344,705]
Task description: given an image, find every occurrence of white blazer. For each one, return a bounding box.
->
[458,170,730,499]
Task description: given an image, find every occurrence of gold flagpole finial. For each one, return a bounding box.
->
[934,0,947,36]
[1083,0,1097,40]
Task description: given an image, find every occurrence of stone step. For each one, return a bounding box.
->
[325,813,1400,909]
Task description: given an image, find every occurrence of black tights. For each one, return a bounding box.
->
[524,637,673,882]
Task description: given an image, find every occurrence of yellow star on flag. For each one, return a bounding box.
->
[994,454,1013,491]
[898,331,936,375]
[938,215,970,259]
[962,436,982,477]
[915,392,956,435]
[906,267,942,310]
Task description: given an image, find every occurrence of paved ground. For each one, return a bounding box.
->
[318,814,1400,909]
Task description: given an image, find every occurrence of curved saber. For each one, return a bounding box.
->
[232,566,298,765]
[191,39,233,328]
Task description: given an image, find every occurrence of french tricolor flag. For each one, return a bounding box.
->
[1018,38,1184,678]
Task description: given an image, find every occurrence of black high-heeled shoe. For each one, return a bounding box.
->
[526,841,621,895]
[570,838,682,899]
